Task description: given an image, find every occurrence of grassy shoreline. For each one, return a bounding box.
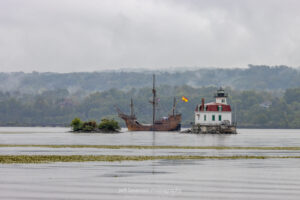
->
[1,144,300,150]
[1,155,300,164]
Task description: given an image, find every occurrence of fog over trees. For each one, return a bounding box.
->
[1,65,300,94]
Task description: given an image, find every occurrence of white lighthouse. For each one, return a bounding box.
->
[194,87,232,125]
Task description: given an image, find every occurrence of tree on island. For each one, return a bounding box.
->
[70,117,83,131]
[70,118,120,133]
[98,118,120,132]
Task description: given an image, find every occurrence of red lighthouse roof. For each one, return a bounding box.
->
[195,103,231,112]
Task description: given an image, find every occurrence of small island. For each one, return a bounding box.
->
[70,118,121,133]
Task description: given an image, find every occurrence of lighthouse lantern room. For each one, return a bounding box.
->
[194,87,232,125]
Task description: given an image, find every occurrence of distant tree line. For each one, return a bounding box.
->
[1,65,300,94]
[0,85,300,128]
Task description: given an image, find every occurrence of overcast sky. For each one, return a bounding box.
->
[0,0,300,72]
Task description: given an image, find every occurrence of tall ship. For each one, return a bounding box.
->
[116,75,181,131]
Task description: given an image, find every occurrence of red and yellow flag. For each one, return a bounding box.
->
[182,96,189,102]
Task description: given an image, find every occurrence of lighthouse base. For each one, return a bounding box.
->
[189,124,237,134]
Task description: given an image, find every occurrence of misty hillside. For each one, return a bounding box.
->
[1,65,300,94]
[1,85,300,128]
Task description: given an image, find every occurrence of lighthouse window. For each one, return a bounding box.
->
[218,105,222,111]
[219,115,222,121]
[222,99,225,103]
[212,115,215,121]
[204,115,206,121]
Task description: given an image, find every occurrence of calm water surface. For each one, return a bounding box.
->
[0,127,300,146]
[1,127,300,200]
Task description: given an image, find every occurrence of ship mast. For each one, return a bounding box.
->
[130,98,135,117]
[152,74,156,126]
[172,97,176,116]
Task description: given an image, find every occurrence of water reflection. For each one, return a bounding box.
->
[152,131,156,175]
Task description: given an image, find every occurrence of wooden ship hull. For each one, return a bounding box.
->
[116,74,182,132]
[119,113,181,131]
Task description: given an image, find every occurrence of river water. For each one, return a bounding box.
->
[1,127,300,200]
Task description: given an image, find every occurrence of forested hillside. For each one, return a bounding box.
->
[1,65,300,128]
[1,85,300,128]
[1,65,300,94]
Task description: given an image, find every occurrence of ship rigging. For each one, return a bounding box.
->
[115,74,181,131]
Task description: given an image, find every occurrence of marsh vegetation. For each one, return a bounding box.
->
[1,144,300,151]
[1,155,300,164]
